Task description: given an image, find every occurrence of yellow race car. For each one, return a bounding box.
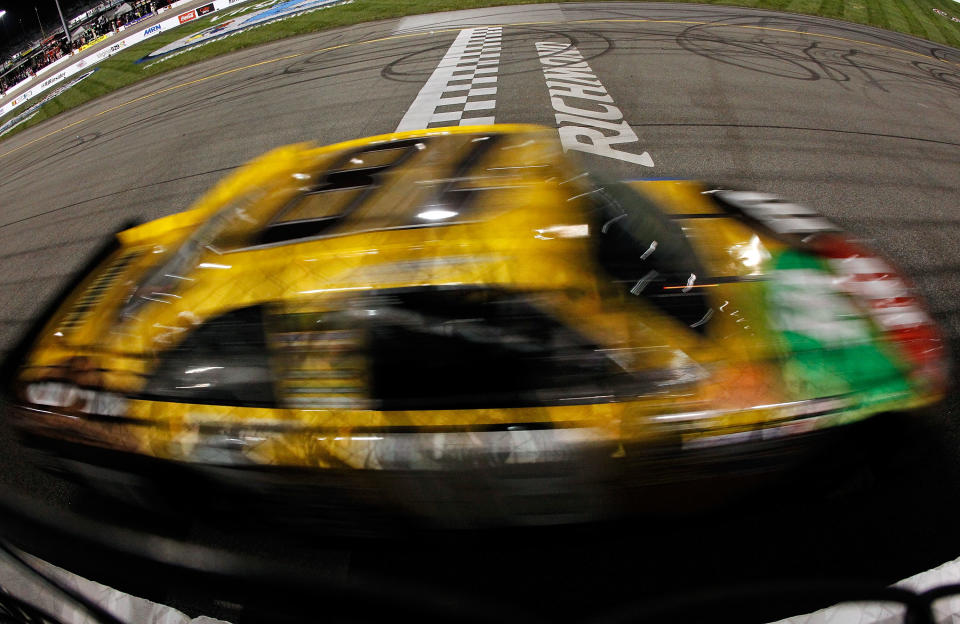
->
[1,125,948,526]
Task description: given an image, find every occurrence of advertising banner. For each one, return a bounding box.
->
[0,70,97,136]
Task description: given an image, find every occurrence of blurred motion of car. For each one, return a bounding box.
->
[0,124,949,528]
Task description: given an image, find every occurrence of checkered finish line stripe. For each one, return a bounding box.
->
[395,27,503,131]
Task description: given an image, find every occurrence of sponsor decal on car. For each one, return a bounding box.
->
[765,249,910,410]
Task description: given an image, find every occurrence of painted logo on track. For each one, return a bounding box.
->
[535,42,654,167]
[144,0,348,60]
[188,19,236,42]
[933,7,960,21]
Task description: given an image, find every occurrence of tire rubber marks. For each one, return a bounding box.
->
[396,27,502,131]
[536,42,654,167]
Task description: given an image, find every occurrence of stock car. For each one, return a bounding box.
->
[0,124,948,527]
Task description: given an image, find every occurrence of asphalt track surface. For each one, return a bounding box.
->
[0,2,959,620]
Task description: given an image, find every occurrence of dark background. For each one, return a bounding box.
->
[1,1,108,57]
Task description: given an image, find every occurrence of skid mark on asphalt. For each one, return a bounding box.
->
[395,27,503,131]
[535,41,654,167]
[0,18,955,163]
[0,164,240,231]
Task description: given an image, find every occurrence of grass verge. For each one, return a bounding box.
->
[2,0,959,142]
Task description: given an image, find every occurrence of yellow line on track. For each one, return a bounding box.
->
[1,17,955,161]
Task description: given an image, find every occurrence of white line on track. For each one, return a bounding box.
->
[396,27,503,131]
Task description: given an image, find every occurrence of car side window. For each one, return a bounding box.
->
[585,179,712,331]
[142,306,277,407]
[268,288,642,411]
[362,289,633,410]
